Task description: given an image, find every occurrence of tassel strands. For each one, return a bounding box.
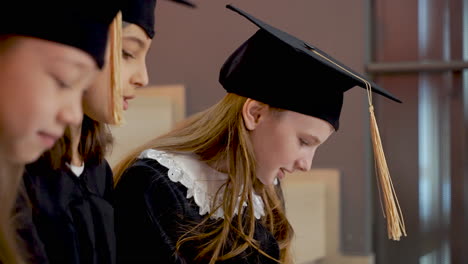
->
[309,48,407,240]
[109,11,124,125]
[369,105,406,240]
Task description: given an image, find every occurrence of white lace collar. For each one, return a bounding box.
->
[138,149,265,219]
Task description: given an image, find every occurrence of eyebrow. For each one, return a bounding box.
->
[49,57,96,85]
[123,36,145,49]
[305,135,322,145]
[53,57,92,72]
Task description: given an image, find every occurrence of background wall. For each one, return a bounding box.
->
[138,0,388,256]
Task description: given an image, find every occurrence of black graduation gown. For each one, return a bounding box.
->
[114,158,280,264]
[22,158,116,264]
[15,188,49,264]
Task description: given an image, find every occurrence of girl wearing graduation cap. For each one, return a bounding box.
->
[0,1,119,263]
[112,5,404,264]
[21,1,197,263]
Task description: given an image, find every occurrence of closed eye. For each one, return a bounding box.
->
[122,49,135,60]
[299,138,310,146]
[50,74,70,89]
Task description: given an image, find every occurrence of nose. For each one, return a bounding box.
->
[295,159,308,172]
[295,152,315,172]
[130,62,149,88]
[58,96,83,127]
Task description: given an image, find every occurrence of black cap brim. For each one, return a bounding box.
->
[168,0,197,8]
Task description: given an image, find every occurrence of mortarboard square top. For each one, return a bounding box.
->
[121,0,196,39]
[220,5,401,130]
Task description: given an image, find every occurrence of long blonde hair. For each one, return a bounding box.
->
[114,93,294,263]
[0,157,26,264]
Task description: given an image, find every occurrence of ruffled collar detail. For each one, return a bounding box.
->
[139,149,265,219]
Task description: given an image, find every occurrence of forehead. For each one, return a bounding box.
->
[122,24,151,46]
[272,109,334,136]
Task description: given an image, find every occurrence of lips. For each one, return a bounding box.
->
[123,95,135,111]
[38,131,61,148]
[278,168,286,180]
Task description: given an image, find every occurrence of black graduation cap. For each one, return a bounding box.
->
[121,0,196,39]
[220,5,401,130]
[121,0,157,39]
[0,0,120,69]
[169,0,197,8]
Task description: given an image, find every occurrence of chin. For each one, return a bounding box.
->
[85,111,113,124]
[103,112,118,124]
[257,176,275,186]
[10,149,42,165]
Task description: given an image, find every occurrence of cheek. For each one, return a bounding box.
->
[0,84,55,163]
[121,63,132,84]
[87,71,111,102]
[0,49,71,162]
[251,127,274,165]
[274,128,298,154]
[251,123,294,170]
[83,73,112,122]
[2,72,53,130]
[121,68,133,94]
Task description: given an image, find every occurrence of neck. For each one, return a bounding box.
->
[206,158,229,174]
[69,124,83,166]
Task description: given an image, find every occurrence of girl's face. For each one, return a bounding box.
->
[83,23,151,124]
[0,36,97,164]
[243,99,335,185]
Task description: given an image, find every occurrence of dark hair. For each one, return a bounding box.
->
[0,159,25,264]
[0,35,22,57]
[42,115,113,169]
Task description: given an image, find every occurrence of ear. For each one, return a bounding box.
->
[242,99,268,131]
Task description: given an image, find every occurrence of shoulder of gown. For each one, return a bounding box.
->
[21,158,115,264]
[115,158,280,264]
[15,186,49,264]
[114,158,195,264]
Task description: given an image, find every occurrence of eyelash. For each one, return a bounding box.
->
[299,138,310,146]
[122,49,135,60]
[52,75,70,89]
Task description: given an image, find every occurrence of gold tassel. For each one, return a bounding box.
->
[109,11,124,125]
[369,105,406,240]
[308,48,406,240]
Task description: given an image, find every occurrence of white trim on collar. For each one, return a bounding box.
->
[139,149,265,219]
